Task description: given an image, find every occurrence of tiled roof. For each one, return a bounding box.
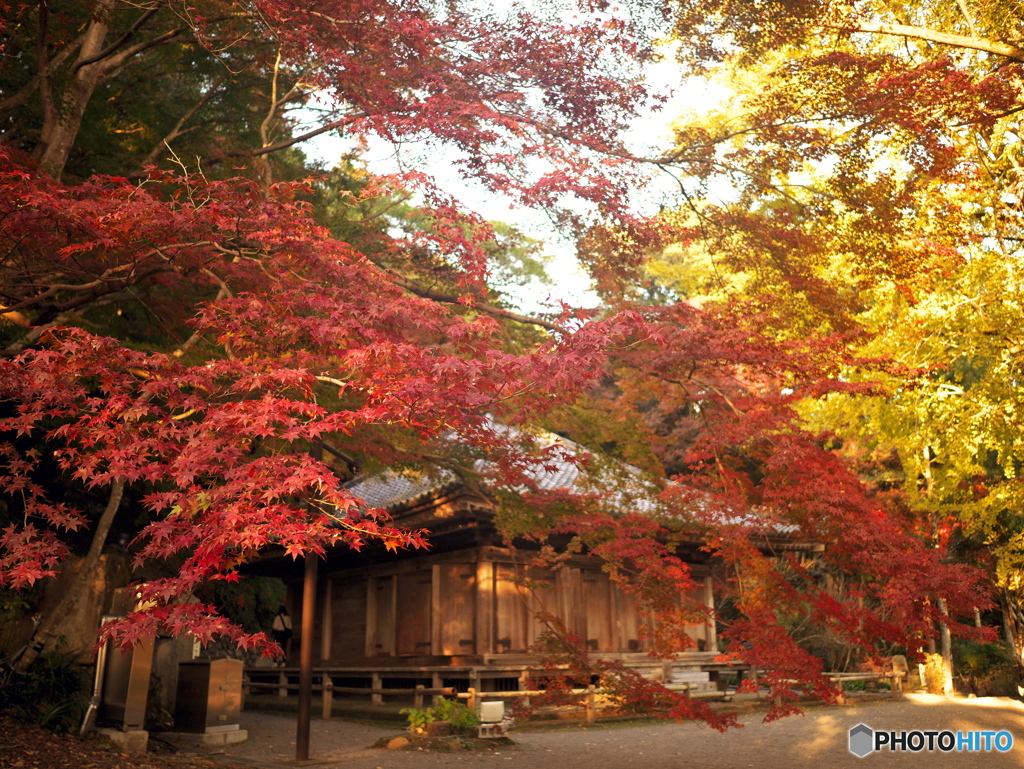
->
[344,428,587,513]
[344,468,463,512]
[343,425,811,545]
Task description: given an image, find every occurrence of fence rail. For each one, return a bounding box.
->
[243,673,456,719]
[242,670,732,723]
[242,665,892,723]
[827,671,905,704]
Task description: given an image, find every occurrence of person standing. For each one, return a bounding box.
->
[272,605,293,665]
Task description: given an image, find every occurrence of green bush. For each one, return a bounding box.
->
[953,640,1019,697]
[401,697,480,733]
[953,640,1015,677]
[0,646,89,733]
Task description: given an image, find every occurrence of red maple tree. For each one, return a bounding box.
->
[0,0,998,722]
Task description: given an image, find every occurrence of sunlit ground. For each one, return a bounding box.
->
[225,692,1024,768]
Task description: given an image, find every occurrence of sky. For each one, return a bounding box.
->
[302,41,729,315]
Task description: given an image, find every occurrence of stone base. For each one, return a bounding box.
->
[478,723,508,739]
[158,729,249,749]
[96,728,149,754]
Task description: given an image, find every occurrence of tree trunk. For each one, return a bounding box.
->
[1002,588,1024,665]
[937,597,955,697]
[15,478,125,671]
[35,2,113,180]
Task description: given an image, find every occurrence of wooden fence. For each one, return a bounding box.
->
[242,666,903,723]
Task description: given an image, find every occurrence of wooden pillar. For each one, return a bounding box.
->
[296,553,317,761]
[322,673,333,720]
[703,576,718,653]
[476,559,494,655]
[371,671,383,705]
[431,564,442,655]
[365,578,378,658]
[432,671,443,703]
[321,578,333,662]
[518,669,531,709]
[585,685,597,724]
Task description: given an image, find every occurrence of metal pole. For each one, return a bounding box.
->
[296,552,317,761]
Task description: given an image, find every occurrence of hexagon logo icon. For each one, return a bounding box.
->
[849,723,874,758]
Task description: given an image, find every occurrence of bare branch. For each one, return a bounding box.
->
[203,113,365,166]
[1,315,68,358]
[140,71,229,168]
[99,25,188,76]
[388,273,561,331]
[825,21,1024,62]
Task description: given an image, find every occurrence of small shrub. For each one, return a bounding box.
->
[401,698,480,734]
[953,640,1015,677]
[923,653,949,695]
[953,640,1019,697]
[0,646,88,733]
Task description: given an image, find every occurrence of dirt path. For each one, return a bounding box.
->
[220,694,1024,769]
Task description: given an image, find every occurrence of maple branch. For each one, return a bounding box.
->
[257,49,309,188]
[953,0,980,39]
[357,192,414,223]
[202,113,365,167]
[304,10,359,27]
[259,49,285,187]
[824,21,1024,62]
[0,315,69,358]
[322,441,361,475]
[140,71,230,168]
[3,239,229,322]
[172,280,233,359]
[388,274,561,331]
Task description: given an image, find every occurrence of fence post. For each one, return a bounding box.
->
[414,684,425,711]
[278,671,288,698]
[586,685,597,724]
[518,670,531,709]
[835,679,846,706]
[322,673,333,720]
[371,672,383,705]
[467,687,477,711]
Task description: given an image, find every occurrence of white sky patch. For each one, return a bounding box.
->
[302,39,732,315]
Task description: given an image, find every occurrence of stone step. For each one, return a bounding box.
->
[669,671,711,684]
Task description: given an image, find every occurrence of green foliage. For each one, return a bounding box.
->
[953,639,1016,677]
[952,640,1019,697]
[401,697,480,733]
[209,576,287,636]
[0,646,88,733]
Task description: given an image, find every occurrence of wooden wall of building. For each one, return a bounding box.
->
[301,546,716,667]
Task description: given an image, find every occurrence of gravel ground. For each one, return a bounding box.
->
[219,693,1024,769]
